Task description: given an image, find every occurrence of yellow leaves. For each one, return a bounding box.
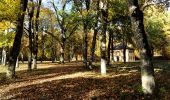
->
[0,21,15,30]
[0,0,20,21]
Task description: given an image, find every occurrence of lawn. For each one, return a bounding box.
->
[0,61,170,99]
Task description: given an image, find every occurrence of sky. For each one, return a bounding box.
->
[42,0,72,11]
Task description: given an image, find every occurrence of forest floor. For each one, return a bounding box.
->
[0,61,170,99]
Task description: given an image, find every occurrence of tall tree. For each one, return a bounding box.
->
[52,1,79,64]
[83,0,90,68]
[6,0,28,78]
[89,0,100,69]
[27,0,34,71]
[107,28,113,65]
[100,0,108,75]
[32,0,42,69]
[128,0,155,94]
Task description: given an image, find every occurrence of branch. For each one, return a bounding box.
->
[142,0,167,11]
[50,1,62,29]
[44,30,61,45]
[65,23,79,40]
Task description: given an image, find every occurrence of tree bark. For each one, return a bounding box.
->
[111,34,114,62]
[60,46,64,64]
[83,24,88,68]
[33,0,42,69]
[60,42,65,64]
[28,0,34,71]
[100,1,108,75]
[1,47,7,66]
[107,30,112,65]
[89,0,100,69]
[51,37,55,63]
[7,0,28,79]
[128,0,155,94]
[83,0,90,69]
[15,56,19,68]
[21,52,24,63]
[41,31,45,63]
[122,35,127,63]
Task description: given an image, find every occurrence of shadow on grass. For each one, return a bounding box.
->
[0,61,170,99]
[0,62,86,85]
[2,71,170,100]
[1,73,142,99]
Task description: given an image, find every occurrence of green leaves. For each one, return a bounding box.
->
[145,7,169,50]
[0,21,15,47]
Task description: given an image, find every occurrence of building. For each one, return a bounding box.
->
[113,44,135,62]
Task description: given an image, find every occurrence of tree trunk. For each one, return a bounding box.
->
[83,0,90,69]
[0,49,2,65]
[69,42,74,62]
[7,0,28,79]
[89,0,100,69]
[32,54,37,69]
[51,37,55,63]
[83,24,88,68]
[107,30,112,65]
[100,1,108,75]
[28,52,32,71]
[21,52,24,63]
[111,35,114,62]
[54,42,57,62]
[28,0,34,71]
[122,36,127,63]
[1,47,7,66]
[60,42,65,64]
[41,32,45,63]
[33,0,42,68]
[128,0,155,94]
[15,57,19,68]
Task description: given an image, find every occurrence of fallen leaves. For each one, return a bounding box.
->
[0,61,170,99]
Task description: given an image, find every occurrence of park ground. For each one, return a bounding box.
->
[0,61,170,99]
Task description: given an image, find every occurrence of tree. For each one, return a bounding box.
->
[89,0,100,68]
[0,0,20,22]
[32,0,42,69]
[128,0,155,94]
[145,6,168,56]
[0,22,15,65]
[100,0,108,75]
[7,0,28,78]
[52,0,79,64]
[27,0,35,71]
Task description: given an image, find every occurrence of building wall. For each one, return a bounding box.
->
[113,49,135,62]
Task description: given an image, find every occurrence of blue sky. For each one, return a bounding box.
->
[42,0,72,11]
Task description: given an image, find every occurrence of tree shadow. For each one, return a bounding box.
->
[2,71,169,100]
[0,61,170,99]
[0,62,87,85]
[1,73,141,99]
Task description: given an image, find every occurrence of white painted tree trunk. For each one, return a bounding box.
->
[101,58,106,75]
[33,56,37,69]
[128,0,155,94]
[142,75,155,94]
[60,47,64,64]
[100,1,108,75]
[1,48,7,66]
[15,57,19,68]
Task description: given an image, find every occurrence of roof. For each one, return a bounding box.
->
[113,43,134,50]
